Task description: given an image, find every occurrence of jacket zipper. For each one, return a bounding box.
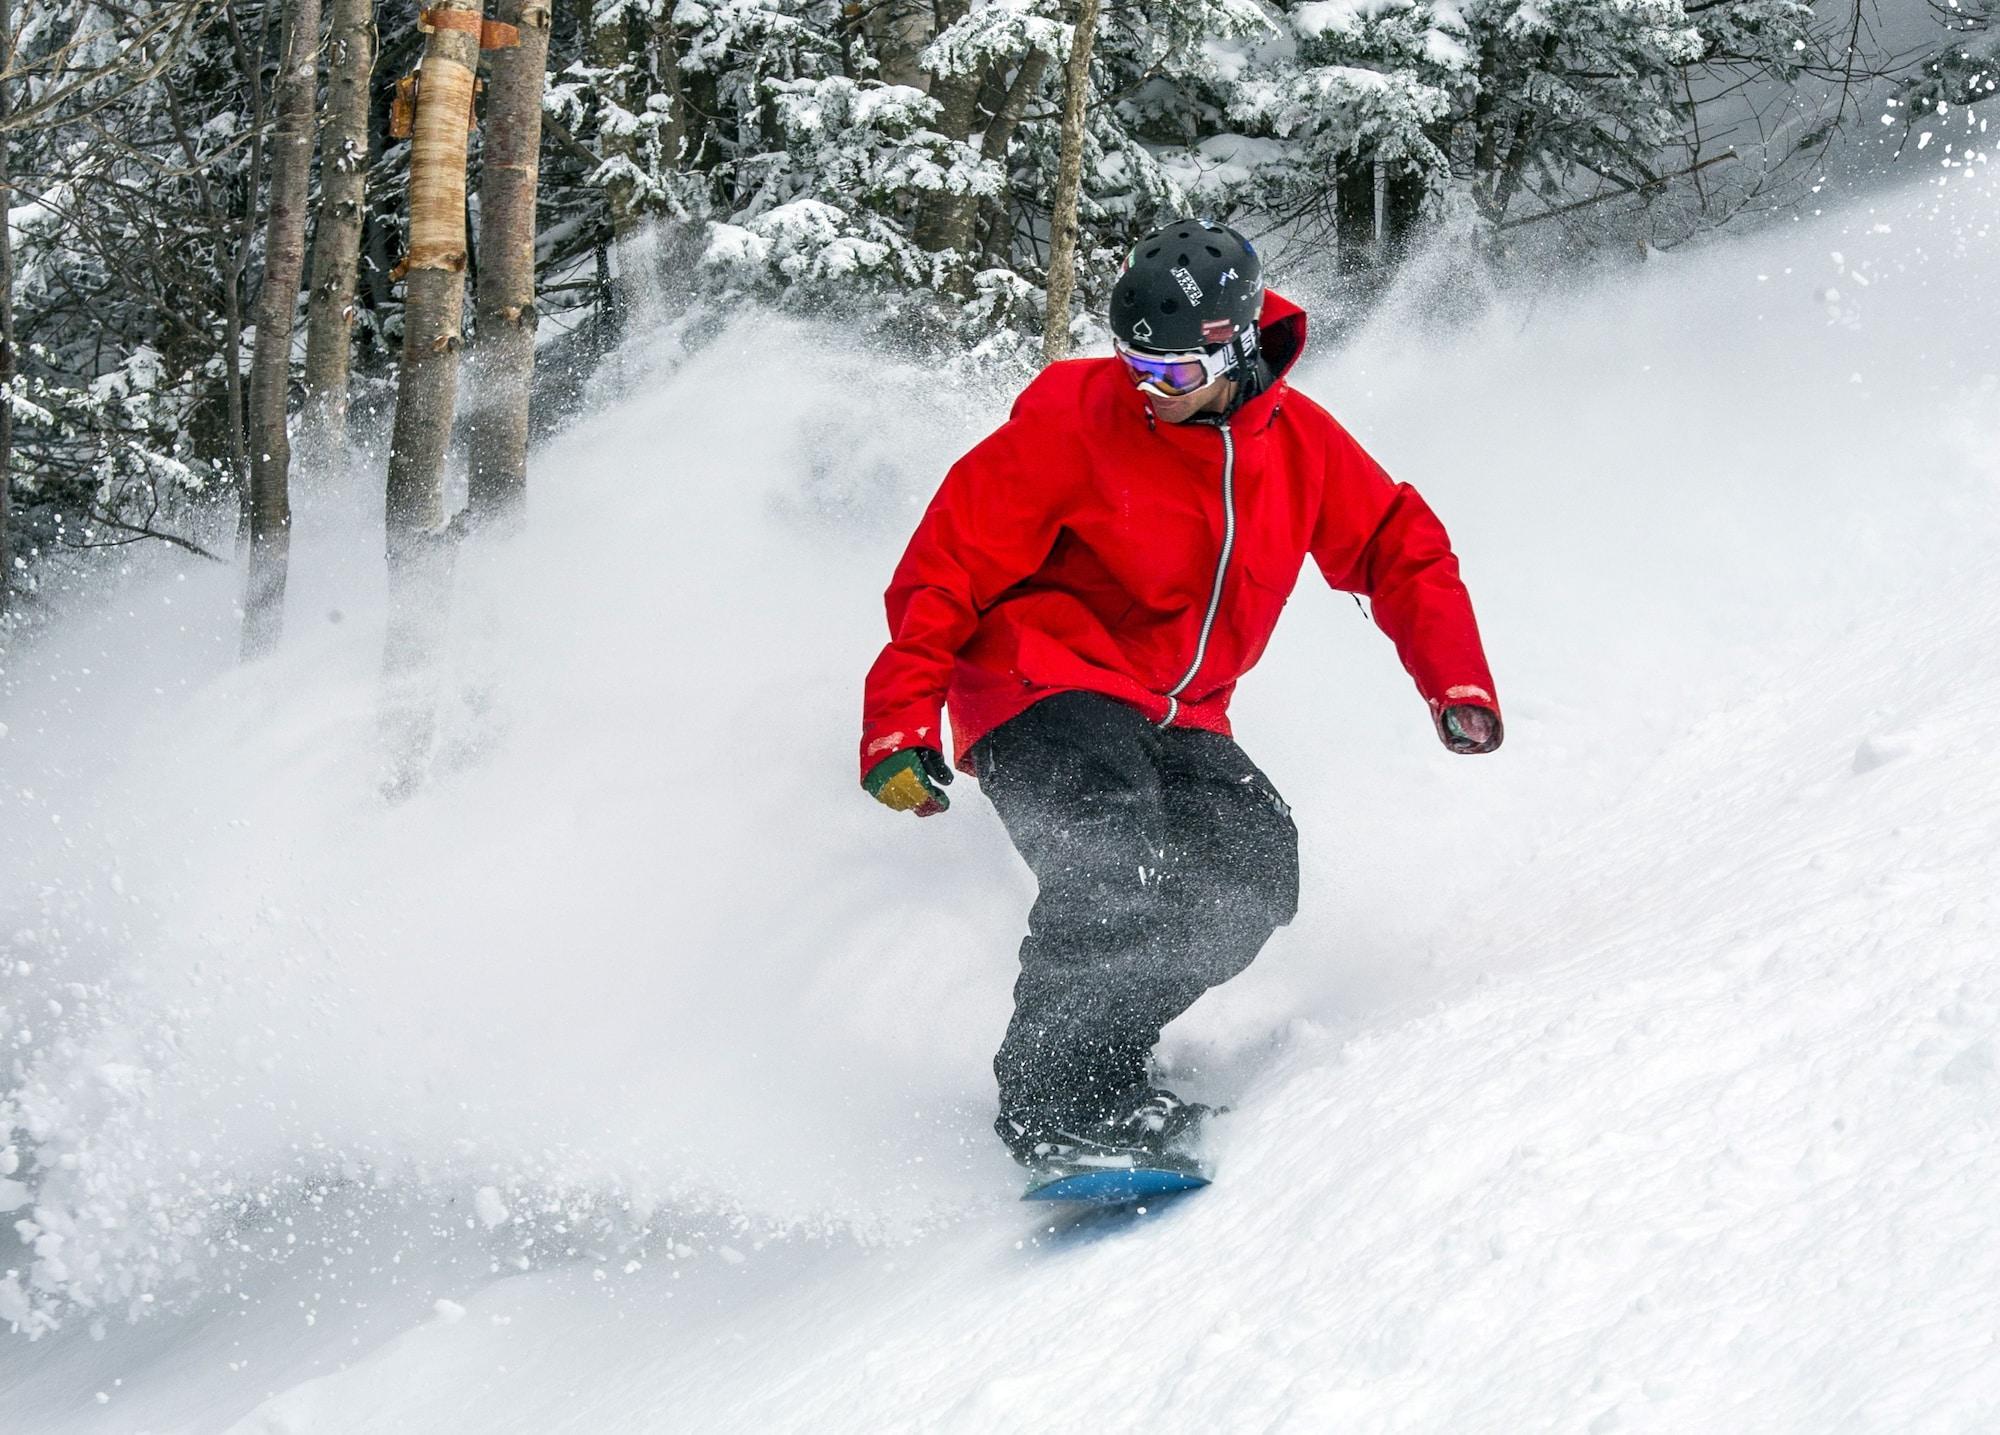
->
[1159,421,1236,727]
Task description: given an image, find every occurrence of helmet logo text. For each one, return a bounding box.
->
[1170,266,1204,304]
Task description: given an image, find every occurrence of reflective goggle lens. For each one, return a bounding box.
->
[1115,342,1218,397]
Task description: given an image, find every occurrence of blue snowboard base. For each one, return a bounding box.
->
[1022,1164,1210,1207]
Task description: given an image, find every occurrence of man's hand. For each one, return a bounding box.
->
[863,747,954,816]
[1440,704,1503,755]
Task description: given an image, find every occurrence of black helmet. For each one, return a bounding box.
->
[1110,219,1264,361]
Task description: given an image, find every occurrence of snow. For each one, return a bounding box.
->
[1289,0,1471,69]
[701,219,772,268]
[1292,0,1394,40]
[3,162,2000,1430]
[1158,133,1293,200]
[1299,61,1393,92]
[473,1187,511,1228]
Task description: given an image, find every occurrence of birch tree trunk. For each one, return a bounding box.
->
[242,0,325,658]
[466,0,550,531]
[1040,0,1099,365]
[381,0,481,793]
[300,0,375,456]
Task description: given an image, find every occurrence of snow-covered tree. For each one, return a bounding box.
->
[0,0,1938,611]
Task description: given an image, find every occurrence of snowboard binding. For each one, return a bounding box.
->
[1000,1084,1216,1206]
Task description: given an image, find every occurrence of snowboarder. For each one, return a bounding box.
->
[859,219,1502,1175]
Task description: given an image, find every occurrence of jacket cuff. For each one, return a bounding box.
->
[1427,684,1500,736]
[859,717,945,784]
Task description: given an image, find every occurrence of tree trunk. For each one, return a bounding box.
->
[466,0,551,532]
[222,0,271,546]
[577,0,637,326]
[381,0,481,793]
[589,0,637,231]
[929,48,1048,269]
[0,0,13,619]
[649,6,686,177]
[300,0,376,457]
[243,0,325,658]
[868,0,932,89]
[910,0,979,257]
[1040,0,1099,365]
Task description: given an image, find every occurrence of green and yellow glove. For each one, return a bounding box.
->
[863,747,954,816]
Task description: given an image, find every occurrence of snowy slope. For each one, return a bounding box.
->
[4,155,1999,1432]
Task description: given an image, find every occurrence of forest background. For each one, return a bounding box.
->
[0,0,1992,635]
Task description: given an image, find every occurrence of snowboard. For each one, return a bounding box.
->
[1022,1160,1210,1207]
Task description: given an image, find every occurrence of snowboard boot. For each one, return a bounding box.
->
[994,1108,1138,1175]
[995,1084,1213,1175]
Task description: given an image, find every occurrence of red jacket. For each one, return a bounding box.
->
[860,290,1498,781]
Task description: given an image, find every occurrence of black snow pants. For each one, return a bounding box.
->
[971,692,1300,1123]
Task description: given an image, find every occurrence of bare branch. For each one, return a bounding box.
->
[70,508,226,561]
[1493,151,1740,231]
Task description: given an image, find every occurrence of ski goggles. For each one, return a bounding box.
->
[1114,338,1234,398]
